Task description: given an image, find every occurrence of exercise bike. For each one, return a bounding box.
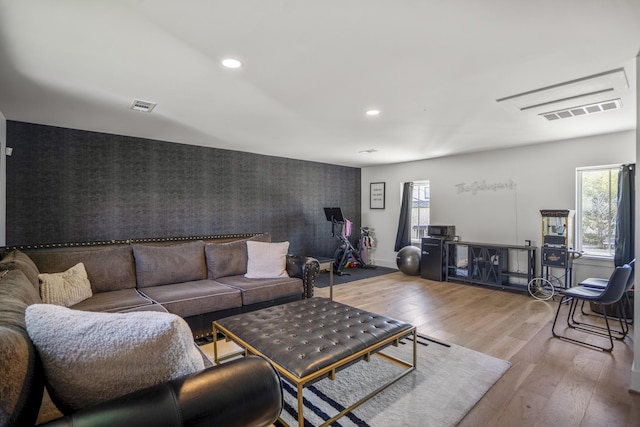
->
[324,207,375,276]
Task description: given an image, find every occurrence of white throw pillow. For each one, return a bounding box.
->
[38,263,93,307]
[245,241,290,279]
[25,304,205,412]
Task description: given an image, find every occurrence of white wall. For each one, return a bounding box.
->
[0,110,6,247]
[632,52,640,393]
[362,121,640,392]
[361,130,635,278]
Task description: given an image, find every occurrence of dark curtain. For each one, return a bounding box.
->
[394,182,413,251]
[614,164,635,266]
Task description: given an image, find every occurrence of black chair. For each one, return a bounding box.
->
[552,264,631,352]
[579,259,635,337]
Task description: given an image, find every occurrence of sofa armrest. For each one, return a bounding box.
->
[39,356,283,427]
[286,255,319,298]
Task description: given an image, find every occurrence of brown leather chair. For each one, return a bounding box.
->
[39,356,283,427]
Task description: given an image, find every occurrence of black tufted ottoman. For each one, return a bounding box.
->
[213,297,416,427]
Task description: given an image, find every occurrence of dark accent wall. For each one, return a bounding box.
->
[5,121,361,256]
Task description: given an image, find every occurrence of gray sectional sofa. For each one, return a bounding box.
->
[1,233,319,338]
[0,233,319,425]
[0,265,284,427]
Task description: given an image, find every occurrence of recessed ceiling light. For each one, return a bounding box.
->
[221,58,243,69]
[365,109,381,116]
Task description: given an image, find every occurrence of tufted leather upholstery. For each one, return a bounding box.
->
[40,356,283,427]
[215,297,413,379]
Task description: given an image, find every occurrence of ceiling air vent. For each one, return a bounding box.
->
[540,98,622,121]
[129,99,157,113]
[496,68,628,112]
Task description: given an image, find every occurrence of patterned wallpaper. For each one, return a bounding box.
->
[5,121,361,256]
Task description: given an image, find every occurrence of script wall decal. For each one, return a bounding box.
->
[456,179,516,195]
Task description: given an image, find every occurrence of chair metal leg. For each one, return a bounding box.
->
[574,298,629,339]
[580,291,634,328]
[625,292,634,325]
[621,293,633,325]
[552,295,615,352]
[552,264,632,352]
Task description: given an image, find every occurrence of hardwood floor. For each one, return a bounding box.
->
[313,272,640,427]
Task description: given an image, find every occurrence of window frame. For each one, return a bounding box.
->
[575,164,620,259]
[410,180,430,244]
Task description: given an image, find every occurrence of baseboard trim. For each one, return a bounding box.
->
[630,361,640,393]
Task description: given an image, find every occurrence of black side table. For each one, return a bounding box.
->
[312,256,334,300]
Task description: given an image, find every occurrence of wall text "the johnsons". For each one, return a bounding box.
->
[456,179,516,195]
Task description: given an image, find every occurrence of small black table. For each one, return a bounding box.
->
[312,256,335,300]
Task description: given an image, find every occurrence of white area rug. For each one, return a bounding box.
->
[277,334,511,427]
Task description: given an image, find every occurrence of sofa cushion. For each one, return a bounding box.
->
[70,288,154,313]
[216,275,304,306]
[205,233,272,280]
[138,279,243,318]
[0,249,40,290]
[0,327,39,427]
[0,270,45,427]
[39,263,93,307]
[133,241,207,288]
[27,246,137,293]
[25,304,206,413]
[0,270,42,327]
[118,304,169,314]
[245,241,289,279]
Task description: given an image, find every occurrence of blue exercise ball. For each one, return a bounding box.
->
[396,245,421,276]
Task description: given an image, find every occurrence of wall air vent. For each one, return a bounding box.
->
[539,98,622,121]
[129,99,157,113]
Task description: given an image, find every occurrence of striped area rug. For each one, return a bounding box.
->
[277,334,510,427]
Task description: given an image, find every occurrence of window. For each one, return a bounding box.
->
[410,180,430,242]
[576,165,619,257]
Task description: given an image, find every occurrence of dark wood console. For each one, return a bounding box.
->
[445,241,536,292]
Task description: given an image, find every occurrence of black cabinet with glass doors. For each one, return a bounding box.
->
[445,241,536,292]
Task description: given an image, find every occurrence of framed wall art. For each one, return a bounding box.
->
[370,182,385,209]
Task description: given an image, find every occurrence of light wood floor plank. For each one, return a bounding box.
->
[313,271,640,426]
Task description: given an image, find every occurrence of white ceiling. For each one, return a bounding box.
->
[0,1,639,168]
